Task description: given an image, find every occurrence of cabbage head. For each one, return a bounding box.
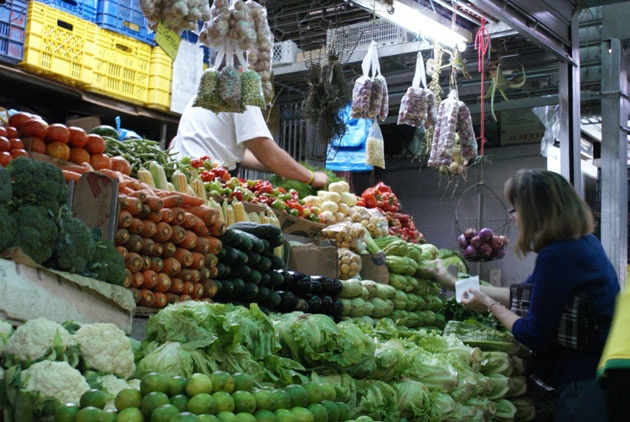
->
[356,379,400,422]
[135,341,217,378]
[395,379,431,420]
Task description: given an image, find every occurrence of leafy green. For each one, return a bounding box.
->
[395,379,431,421]
[356,379,400,422]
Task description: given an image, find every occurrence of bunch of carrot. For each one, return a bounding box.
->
[60,163,226,309]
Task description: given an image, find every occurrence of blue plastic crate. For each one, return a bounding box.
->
[38,0,97,22]
[96,0,154,45]
[0,0,27,64]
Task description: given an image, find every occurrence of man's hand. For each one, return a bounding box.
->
[311,171,329,188]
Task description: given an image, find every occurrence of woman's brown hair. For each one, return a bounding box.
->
[504,168,594,255]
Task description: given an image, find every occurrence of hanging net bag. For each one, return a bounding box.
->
[455,182,510,262]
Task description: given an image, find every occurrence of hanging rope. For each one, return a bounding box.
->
[474,18,491,156]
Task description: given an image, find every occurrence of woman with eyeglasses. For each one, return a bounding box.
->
[429,168,619,422]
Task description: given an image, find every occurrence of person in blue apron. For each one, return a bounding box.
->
[430,168,619,422]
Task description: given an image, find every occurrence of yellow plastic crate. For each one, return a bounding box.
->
[20,1,97,87]
[145,46,172,111]
[87,27,151,105]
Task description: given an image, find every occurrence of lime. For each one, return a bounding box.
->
[55,403,80,422]
[99,409,117,422]
[141,372,171,395]
[188,393,216,415]
[307,403,328,422]
[216,411,238,422]
[355,416,373,421]
[235,412,257,422]
[254,409,276,422]
[115,407,144,422]
[210,370,235,393]
[290,407,314,422]
[150,403,181,422]
[75,406,102,422]
[253,388,275,412]
[199,415,221,422]
[318,384,336,402]
[171,393,190,412]
[81,389,110,410]
[115,388,143,411]
[301,382,324,405]
[271,389,291,411]
[212,391,236,413]
[232,390,256,414]
[169,376,189,397]
[170,412,202,421]
[141,391,170,417]
[186,373,214,396]
[284,384,309,408]
[232,373,254,392]
[274,408,293,422]
[335,402,351,421]
[319,401,338,421]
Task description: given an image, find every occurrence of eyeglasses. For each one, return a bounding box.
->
[508,209,517,216]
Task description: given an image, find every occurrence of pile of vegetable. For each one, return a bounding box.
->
[139,0,212,34]
[458,226,509,261]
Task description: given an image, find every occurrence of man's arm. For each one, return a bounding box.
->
[244,136,329,187]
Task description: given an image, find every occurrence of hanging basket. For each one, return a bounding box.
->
[455,182,510,262]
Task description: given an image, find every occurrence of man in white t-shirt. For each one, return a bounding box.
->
[170,100,329,188]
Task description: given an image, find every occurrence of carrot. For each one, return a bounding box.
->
[193,237,211,254]
[153,222,174,243]
[141,237,157,255]
[98,168,126,181]
[190,252,206,271]
[176,268,193,282]
[147,210,162,223]
[207,265,219,279]
[128,218,144,235]
[115,228,130,246]
[137,203,151,218]
[210,220,226,237]
[170,207,187,225]
[165,293,180,304]
[192,219,209,237]
[168,277,184,294]
[138,289,155,307]
[62,169,82,183]
[130,288,142,304]
[142,220,158,238]
[160,242,177,258]
[181,230,198,250]
[120,185,136,196]
[190,282,204,299]
[119,196,143,216]
[127,189,149,202]
[179,294,192,302]
[161,208,175,223]
[154,272,172,293]
[123,269,133,288]
[185,205,220,226]
[131,271,144,288]
[201,280,219,299]
[204,253,219,269]
[141,269,158,289]
[152,292,168,309]
[174,248,194,268]
[180,193,205,206]
[182,281,194,295]
[189,269,201,283]
[200,266,211,282]
[116,245,128,259]
[163,257,182,277]
[125,252,143,273]
[153,242,164,257]
[61,163,92,174]
[206,236,223,255]
[162,194,184,208]
[149,256,164,273]
[182,212,200,229]
[169,225,187,245]
[118,210,133,228]
[124,234,144,253]
[141,254,151,272]
[144,195,164,211]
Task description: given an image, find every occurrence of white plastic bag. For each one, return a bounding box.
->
[171,37,205,114]
[397,52,436,128]
[365,121,385,169]
[351,41,389,121]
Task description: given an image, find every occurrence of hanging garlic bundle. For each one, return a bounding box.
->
[139,0,211,34]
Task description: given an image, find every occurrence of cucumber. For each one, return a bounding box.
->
[253,256,271,272]
[246,251,262,266]
[269,254,284,270]
[240,282,259,302]
[229,264,251,278]
[231,229,266,253]
[245,269,262,285]
[88,124,119,138]
[229,222,282,240]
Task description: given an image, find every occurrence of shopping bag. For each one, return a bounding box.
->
[365,121,385,169]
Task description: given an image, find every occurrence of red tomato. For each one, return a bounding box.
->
[0,151,11,166]
[110,156,132,176]
[10,149,28,158]
[68,126,88,147]
[45,123,70,144]
[85,134,106,154]
[6,126,18,138]
[28,137,46,154]
[9,138,24,150]
[0,127,7,138]
[19,118,48,139]
[0,136,10,152]
[8,112,32,130]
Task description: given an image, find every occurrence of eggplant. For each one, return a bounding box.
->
[277,290,299,312]
[311,275,334,294]
[330,279,344,296]
[330,299,344,316]
[309,279,322,295]
[320,295,334,313]
[307,295,323,313]
[295,298,309,313]
[292,274,313,296]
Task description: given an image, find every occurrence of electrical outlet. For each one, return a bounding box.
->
[490,268,502,286]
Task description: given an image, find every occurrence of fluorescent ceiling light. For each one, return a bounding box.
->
[352,0,469,50]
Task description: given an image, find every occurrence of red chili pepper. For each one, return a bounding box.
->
[375,182,393,193]
[200,170,215,182]
[191,158,204,169]
[231,190,243,201]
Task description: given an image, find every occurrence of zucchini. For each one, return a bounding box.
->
[229,264,252,278]
[268,254,284,270]
[234,248,249,265]
[240,282,259,302]
[253,256,272,272]
[230,277,246,297]
[232,229,266,253]
[229,222,282,240]
[246,251,261,266]
[269,269,285,287]
[221,228,245,249]
[88,124,119,138]
[245,269,262,285]
[259,271,271,287]
[221,246,240,265]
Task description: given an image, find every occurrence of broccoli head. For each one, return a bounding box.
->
[6,157,69,212]
[88,239,126,286]
[0,166,12,204]
[48,209,96,275]
[0,205,17,252]
[11,205,59,264]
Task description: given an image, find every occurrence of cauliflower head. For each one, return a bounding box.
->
[21,360,90,406]
[3,317,78,366]
[0,319,13,352]
[74,323,136,379]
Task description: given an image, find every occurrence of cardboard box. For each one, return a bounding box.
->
[360,252,390,284]
[286,240,338,279]
[66,115,101,132]
[0,249,136,334]
[275,212,326,239]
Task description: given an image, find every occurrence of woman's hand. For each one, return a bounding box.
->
[311,171,329,188]
[425,259,457,291]
[461,289,494,313]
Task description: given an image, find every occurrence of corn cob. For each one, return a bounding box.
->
[149,161,169,190]
[171,170,189,193]
[248,212,261,223]
[232,200,248,222]
[191,178,207,200]
[137,168,155,188]
[166,182,176,191]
